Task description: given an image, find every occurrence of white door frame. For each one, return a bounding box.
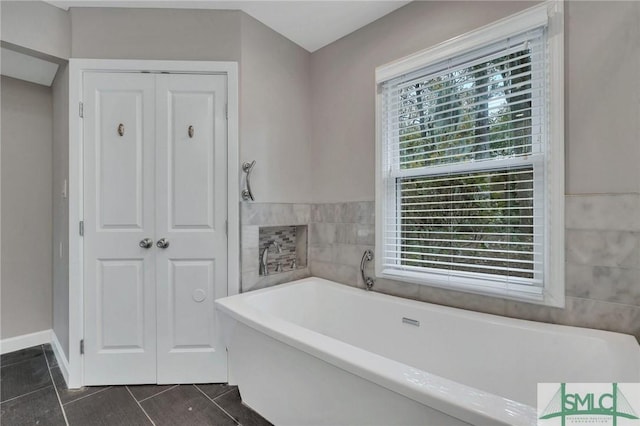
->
[68,59,240,388]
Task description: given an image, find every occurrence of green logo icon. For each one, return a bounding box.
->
[539,383,639,426]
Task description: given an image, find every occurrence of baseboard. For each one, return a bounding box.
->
[0,329,52,355]
[51,332,70,386]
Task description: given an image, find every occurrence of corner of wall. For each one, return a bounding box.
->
[51,330,70,386]
[238,11,313,204]
[1,76,54,340]
[52,62,70,360]
[0,0,71,60]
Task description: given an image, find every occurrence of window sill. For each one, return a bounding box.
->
[377,269,565,308]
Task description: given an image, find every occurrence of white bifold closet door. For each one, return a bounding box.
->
[83,72,228,385]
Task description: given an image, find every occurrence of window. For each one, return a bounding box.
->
[375,2,564,306]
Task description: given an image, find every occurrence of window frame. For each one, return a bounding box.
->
[374,1,564,307]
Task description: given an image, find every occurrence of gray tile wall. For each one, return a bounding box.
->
[238,198,640,340]
[308,202,375,288]
[307,198,640,340]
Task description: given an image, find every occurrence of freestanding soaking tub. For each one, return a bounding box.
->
[215,277,640,426]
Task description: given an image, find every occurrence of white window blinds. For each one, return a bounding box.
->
[379,27,548,296]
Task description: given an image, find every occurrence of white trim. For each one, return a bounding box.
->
[227,64,241,298]
[374,1,564,308]
[389,155,542,179]
[51,331,71,386]
[68,58,240,388]
[68,59,82,389]
[544,0,565,309]
[0,329,52,355]
[68,59,238,74]
[375,2,552,83]
[379,269,545,303]
[375,84,384,293]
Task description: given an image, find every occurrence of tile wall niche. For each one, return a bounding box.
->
[258,225,308,275]
[307,196,640,341]
[240,203,311,292]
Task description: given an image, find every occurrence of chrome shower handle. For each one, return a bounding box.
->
[241,160,256,201]
[360,250,374,291]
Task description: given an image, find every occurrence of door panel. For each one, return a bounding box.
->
[155,74,228,384]
[168,260,215,348]
[97,260,145,349]
[83,73,156,385]
[170,92,215,229]
[97,91,145,228]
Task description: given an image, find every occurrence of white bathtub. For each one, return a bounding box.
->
[215,277,640,426]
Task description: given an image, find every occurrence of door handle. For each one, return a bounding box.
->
[139,238,153,249]
[156,238,170,249]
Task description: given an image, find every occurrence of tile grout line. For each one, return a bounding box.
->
[193,385,240,425]
[125,386,156,426]
[211,387,238,401]
[42,345,70,426]
[211,396,244,426]
[0,355,47,369]
[135,384,180,403]
[62,386,113,406]
[0,384,55,405]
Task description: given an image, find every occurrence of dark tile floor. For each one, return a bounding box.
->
[0,345,272,426]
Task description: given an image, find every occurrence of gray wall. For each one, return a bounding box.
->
[71,7,312,204]
[240,14,312,203]
[566,1,639,194]
[71,1,640,340]
[3,0,638,348]
[237,15,313,288]
[52,64,69,358]
[1,76,53,339]
[308,201,640,339]
[301,1,640,339]
[309,0,640,200]
[0,5,313,351]
[60,8,313,355]
[70,8,241,61]
[0,1,70,59]
[0,0,70,352]
[309,1,537,203]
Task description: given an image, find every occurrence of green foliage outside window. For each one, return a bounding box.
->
[395,50,536,279]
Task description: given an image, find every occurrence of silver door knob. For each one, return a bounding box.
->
[139,238,153,249]
[156,238,170,249]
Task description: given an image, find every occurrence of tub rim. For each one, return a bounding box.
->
[217,278,534,425]
[215,277,640,426]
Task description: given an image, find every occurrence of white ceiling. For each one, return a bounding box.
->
[44,0,411,52]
